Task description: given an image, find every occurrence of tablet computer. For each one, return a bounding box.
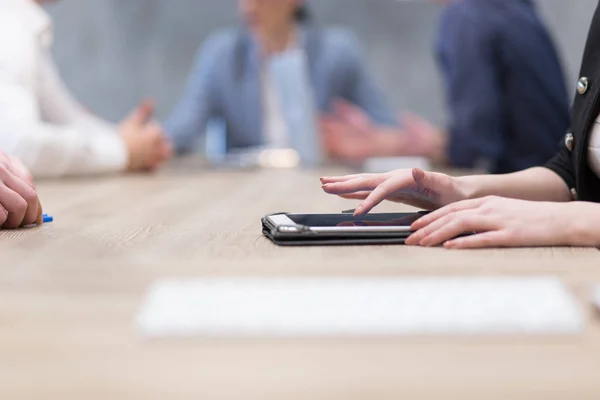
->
[261,212,429,246]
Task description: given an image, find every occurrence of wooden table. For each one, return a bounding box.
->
[1,165,600,399]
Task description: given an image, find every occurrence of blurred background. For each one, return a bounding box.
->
[47,0,597,127]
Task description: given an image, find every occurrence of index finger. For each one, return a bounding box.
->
[320,173,373,185]
[354,174,415,216]
[322,175,387,195]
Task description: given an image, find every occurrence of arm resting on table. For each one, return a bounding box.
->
[458,167,572,203]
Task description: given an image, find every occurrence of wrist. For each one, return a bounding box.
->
[454,175,481,201]
[563,202,600,247]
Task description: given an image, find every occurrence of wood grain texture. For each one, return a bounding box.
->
[1,163,600,399]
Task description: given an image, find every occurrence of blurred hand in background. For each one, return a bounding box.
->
[119,100,173,172]
[399,111,447,164]
[321,99,446,165]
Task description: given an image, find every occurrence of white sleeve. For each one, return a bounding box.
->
[0,39,127,179]
[37,50,119,134]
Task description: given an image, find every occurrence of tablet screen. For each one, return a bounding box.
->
[287,213,426,228]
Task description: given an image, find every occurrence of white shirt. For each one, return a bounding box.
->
[589,115,600,178]
[260,36,305,150]
[0,0,127,178]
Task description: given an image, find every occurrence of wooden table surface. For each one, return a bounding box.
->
[1,164,600,399]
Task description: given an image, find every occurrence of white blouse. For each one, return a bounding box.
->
[589,115,600,178]
[262,63,290,149]
[261,35,303,150]
[0,0,128,178]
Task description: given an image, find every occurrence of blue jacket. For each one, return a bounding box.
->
[165,24,395,154]
[437,0,570,174]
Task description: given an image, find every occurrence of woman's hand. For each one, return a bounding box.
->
[0,151,42,228]
[321,168,471,215]
[406,196,595,249]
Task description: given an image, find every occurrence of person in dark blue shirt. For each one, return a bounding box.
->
[322,0,570,174]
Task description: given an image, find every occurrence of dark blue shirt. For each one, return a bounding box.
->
[436,0,570,174]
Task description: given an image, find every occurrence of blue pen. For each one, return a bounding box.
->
[23,213,53,228]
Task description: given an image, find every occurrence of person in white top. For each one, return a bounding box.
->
[0,0,172,179]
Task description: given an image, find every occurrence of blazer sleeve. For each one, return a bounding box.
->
[335,30,397,126]
[544,136,576,190]
[164,33,225,154]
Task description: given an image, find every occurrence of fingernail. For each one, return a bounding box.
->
[412,237,424,247]
[409,233,421,243]
[353,205,364,216]
[446,239,460,248]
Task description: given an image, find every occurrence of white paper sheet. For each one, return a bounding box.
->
[136,276,585,338]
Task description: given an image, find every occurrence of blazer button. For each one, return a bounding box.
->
[570,188,578,201]
[577,77,589,95]
[565,133,574,151]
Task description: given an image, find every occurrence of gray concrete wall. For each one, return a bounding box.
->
[46,0,598,125]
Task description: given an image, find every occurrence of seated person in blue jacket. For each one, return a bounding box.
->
[322,0,570,174]
[164,0,397,162]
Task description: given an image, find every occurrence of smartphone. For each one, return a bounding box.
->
[266,212,427,234]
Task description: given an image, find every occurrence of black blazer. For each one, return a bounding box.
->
[545,1,600,202]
